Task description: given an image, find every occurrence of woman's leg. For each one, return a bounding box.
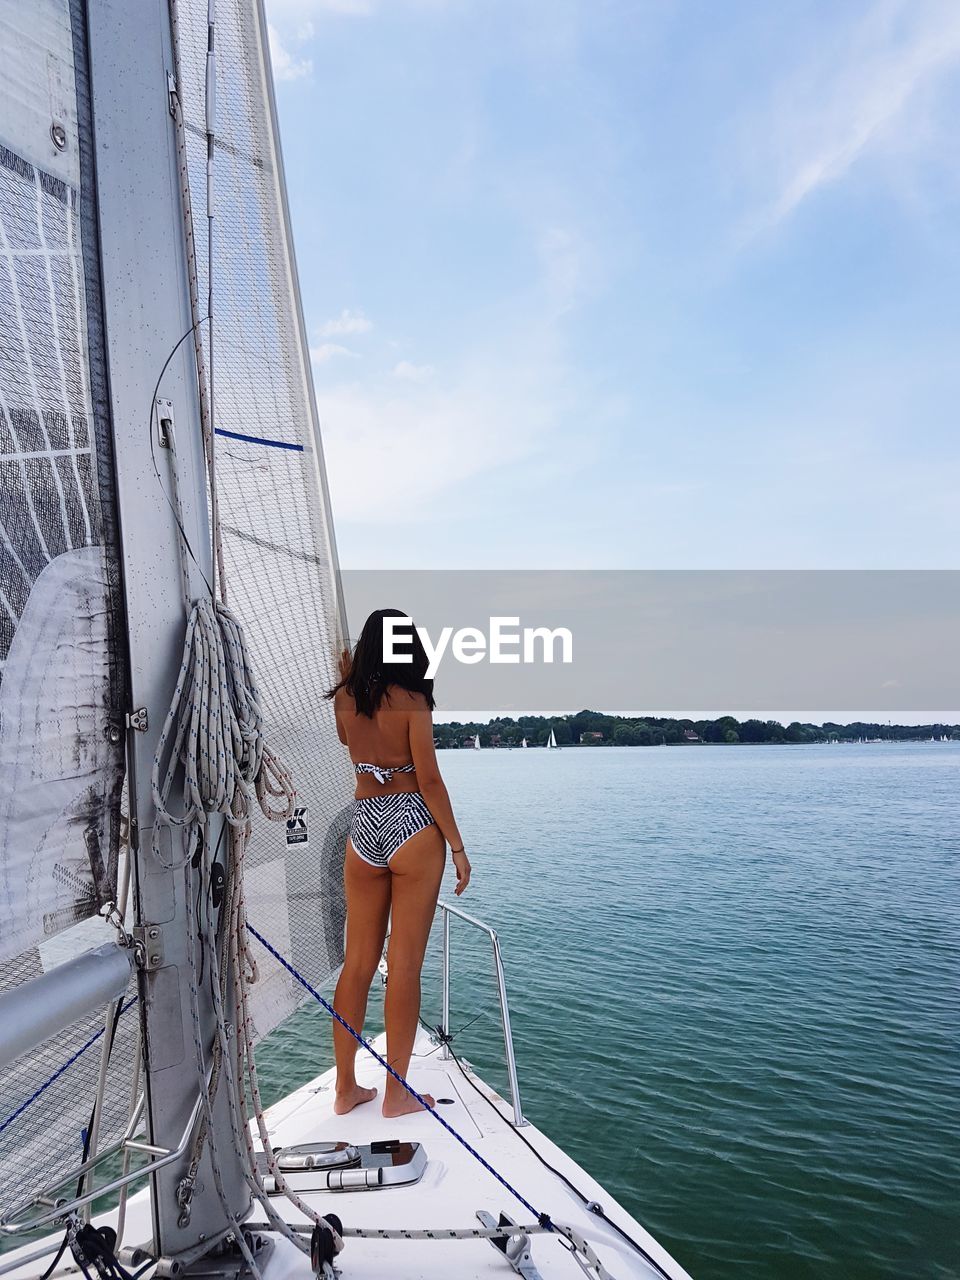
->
[332,841,391,1114]
[381,824,445,1117]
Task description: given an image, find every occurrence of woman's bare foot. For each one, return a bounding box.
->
[333,1084,377,1115]
[381,1090,435,1118]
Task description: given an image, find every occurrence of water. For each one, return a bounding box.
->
[257,743,960,1280]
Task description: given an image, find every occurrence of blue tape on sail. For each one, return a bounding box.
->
[214,429,304,452]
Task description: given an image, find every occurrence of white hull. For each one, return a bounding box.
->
[4,1027,691,1279]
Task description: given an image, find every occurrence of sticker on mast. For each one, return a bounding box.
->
[286,806,308,848]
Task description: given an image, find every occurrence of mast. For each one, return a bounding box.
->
[87,0,247,1258]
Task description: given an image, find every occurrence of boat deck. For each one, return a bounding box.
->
[4,1029,692,1279]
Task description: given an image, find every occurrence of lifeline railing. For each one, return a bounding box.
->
[437,901,528,1128]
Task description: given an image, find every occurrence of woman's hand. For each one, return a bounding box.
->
[338,647,352,680]
[451,846,471,896]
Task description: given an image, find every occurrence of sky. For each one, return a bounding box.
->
[264,0,960,571]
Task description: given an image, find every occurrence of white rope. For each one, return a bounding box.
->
[345,1222,619,1280]
[245,1220,618,1280]
[150,543,292,868]
[149,406,293,867]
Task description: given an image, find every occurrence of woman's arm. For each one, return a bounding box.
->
[409,705,471,895]
[333,688,348,746]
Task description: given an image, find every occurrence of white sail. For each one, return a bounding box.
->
[172,0,352,1040]
[474,734,481,749]
[0,0,139,1212]
[0,0,127,966]
[547,728,558,748]
[521,737,528,748]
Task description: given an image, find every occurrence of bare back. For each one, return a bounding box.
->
[335,686,428,798]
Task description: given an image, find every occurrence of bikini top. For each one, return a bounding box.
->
[354,762,416,786]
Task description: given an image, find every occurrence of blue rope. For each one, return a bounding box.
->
[246,924,552,1229]
[0,996,138,1139]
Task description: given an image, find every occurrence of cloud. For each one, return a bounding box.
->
[319,308,373,336]
[741,0,960,236]
[267,0,374,20]
[536,226,594,314]
[311,219,599,541]
[392,360,435,382]
[310,342,358,363]
[320,378,544,524]
[267,24,312,81]
[267,1,382,85]
[318,325,565,526]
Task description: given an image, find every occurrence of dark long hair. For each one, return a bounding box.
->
[327,608,436,718]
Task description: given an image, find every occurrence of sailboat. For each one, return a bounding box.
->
[474,734,482,750]
[0,3,693,1279]
[547,729,559,749]
[521,738,528,749]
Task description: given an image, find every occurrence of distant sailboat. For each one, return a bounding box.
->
[547,728,558,749]
[521,737,528,748]
[474,734,481,749]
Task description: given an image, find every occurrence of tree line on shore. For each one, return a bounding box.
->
[434,711,960,748]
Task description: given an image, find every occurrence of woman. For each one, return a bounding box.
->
[327,608,471,1117]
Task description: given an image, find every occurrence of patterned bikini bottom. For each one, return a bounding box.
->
[349,791,436,868]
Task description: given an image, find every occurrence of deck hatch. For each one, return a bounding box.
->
[259,1140,427,1193]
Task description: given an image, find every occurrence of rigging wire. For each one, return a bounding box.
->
[166,13,226,602]
[202,0,222,600]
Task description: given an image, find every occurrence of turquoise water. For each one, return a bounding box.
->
[257,743,960,1280]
